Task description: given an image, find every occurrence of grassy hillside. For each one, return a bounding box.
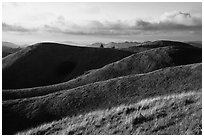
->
[3,42,132,89]
[2,63,202,134]
[124,40,197,53]
[3,45,201,100]
[18,91,201,135]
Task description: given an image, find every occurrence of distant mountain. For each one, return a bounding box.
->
[123,40,196,52]
[105,41,141,49]
[186,41,202,48]
[2,42,132,89]
[60,41,87,46]
[2,41,22,57]
[87,42,105,47]
[89,41,140,49]
[2,41,19,48]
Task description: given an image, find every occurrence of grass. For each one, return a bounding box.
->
[2,63,202,134]
[3,44,201,100]
[3,42,132,89]
[17,91,202,135]
[2,40,202,135]
[124,40,200,52]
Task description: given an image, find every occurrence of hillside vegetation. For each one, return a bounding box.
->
[3,44,201,100]
[3,42,132,89]
[2,63,202,134]
[18,91,202,135]
[123,40,200,53]
[2,40,202,135]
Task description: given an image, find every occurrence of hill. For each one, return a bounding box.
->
[2,41,19,48]
[186,41,202,48]
[18,91,202,135]
[3,45,202,100]
[2,41,22,57]
[123,40,197,53]
[2,42,132,89]
[105,41,141,49]
[60,41,86,47]
[2,63,202,134]
[89,41,140,49]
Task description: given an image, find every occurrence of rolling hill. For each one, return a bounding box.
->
[123,40,200,53]
[2,63,202,134]
[186,41,202,48]
[2,44,202,100]
[89,41,140,49]
[2,42,132,89]
[18,91,202,135]
[2,41,22,57]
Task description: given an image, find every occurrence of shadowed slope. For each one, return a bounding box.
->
[18,91,201,135]
[186,41,202,48]
[2,63,202,134]
[2,41,22,57]
[3,45,201,100]
[2,46,22,58]
[2,42,132,89]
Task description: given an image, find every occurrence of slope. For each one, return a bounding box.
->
[3,44,202,100]
[2,63,202,134]
[2,42,132,89]
[186,41,202,48]
[2,41,21,57]
[124,40,197,53]
[18,91,202,135]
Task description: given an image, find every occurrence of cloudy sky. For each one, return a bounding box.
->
[2,2,202,45]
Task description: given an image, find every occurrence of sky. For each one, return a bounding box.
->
[2,2,202,45]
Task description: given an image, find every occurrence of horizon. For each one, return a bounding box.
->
[2,2,202,45]
[2,39,202,47]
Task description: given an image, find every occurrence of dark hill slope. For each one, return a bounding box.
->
[3,45,202,100]
[18,91,202,135]
[124,40,196,53]
[2,42,132,89]
[2,46,22,58]
[2,63,202,134]
[2,41,21,57]
[186,41,202,48]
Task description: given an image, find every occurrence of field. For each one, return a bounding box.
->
[2,40,202,135]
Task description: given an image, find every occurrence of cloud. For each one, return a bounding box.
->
[2,11,202,36]
[2,22,35,32]
[159,11,201,26]
[135,19,201,32]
